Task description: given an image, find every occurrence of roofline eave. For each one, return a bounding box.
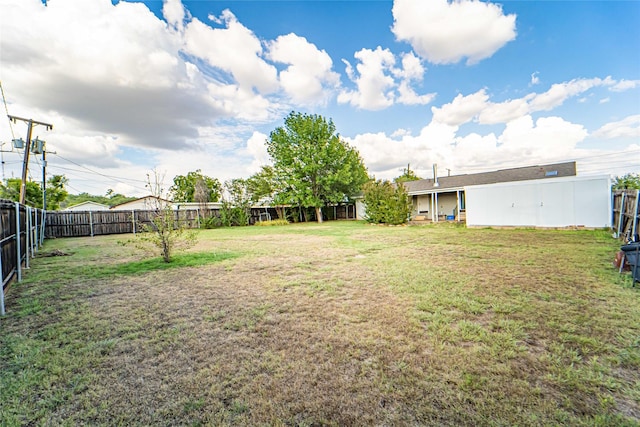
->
[408,186,465,196]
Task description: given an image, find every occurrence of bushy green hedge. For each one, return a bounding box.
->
[362,180,411,225]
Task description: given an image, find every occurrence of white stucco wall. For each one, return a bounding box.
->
[465,175,612,228]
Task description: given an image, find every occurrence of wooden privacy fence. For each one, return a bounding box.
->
[45,209,206,238]
[45,207,280,238]
[613,189,640,242]
[0,199,46,316]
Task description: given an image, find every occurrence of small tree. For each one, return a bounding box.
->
[246,165,287,219]
[219,179,252,226]
[394,164,422,184]
[362,179,411,225]
[129,170,197,263]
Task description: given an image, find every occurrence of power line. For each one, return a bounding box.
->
[0,81,15,140]
[46,163,148,193]
[50,152,148,184]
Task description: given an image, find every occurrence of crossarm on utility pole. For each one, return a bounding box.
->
[8,115,53,205]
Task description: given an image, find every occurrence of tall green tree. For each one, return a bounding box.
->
[266,112,368,223]
[169,170,222,203]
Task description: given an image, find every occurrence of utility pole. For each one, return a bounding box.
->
[8,115,53,205]
[40,144,56,211]
[42,146,47,211]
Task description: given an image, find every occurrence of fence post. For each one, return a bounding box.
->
[633,190,639,239]
[90,211,94,237]
[617,192,626,237]
[132,210,136,235]
[28,207,34,261]
[0,249,4,316]
[34,208,38,250]
[26,207,31,269]
[40,209,46,245]
[15,202,21,282]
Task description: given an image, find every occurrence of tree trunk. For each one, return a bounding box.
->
[315,206,323,223]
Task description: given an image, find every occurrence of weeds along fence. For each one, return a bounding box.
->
[0,199,46,316]
[613,190,640,242]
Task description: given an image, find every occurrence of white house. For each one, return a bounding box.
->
[109,196,172,211]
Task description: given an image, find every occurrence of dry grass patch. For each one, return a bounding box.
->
[1,222,639,426]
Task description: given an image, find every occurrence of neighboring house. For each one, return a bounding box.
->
[64,201,109,211]
[109,196,172,211]
[402,162,577,222]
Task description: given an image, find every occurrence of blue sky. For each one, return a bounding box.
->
[0,0,638,196]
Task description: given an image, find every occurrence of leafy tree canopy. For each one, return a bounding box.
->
[246,165,278,203]
[169,170,222,203]
[613,173,640,190]
[394,164,422,184]
[0,175,69,210]
[266,111,368,222]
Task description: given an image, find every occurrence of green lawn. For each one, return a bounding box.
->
[1,221,639,426]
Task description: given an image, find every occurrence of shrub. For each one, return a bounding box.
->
[362,179,411,225]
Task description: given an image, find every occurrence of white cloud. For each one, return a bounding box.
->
[530,71,540,86]
[498,115,587,159]
[338,47,397,110]
[339,48,435,109]
[431,90,490,126]
[432,77,620,126]
[391,0,516,65]
[348,114,590,181]
[528,77,614,111]
[183,10,278,94]
[610,79,640,92]
[163,0,188,31]
[600,97,610,104]
[395,52,436,105]
[593,115,640,139]
[245,131,271,174]
[267,33,340,105]
[0,0,226,153]
[477,97,532,125]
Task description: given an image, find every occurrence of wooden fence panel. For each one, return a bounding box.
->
[613,190,640,241]
[0,200,46,315]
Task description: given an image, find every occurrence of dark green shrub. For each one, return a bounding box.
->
[362,179,411,225]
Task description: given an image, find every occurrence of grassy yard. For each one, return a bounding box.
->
[1,221,639,426]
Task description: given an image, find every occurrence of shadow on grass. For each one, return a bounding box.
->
[26,251,240,284]
[111,252,239,276]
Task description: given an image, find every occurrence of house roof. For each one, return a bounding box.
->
[403,161,577,195]
[109,195,172,209]
[64,201,109,210]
